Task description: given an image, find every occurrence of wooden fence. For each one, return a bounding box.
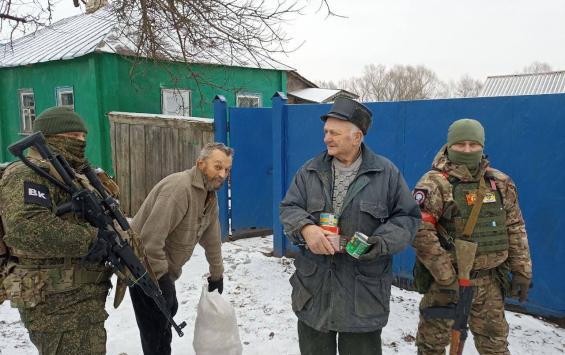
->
[108,112,214,216]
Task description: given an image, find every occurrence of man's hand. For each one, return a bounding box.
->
[358,236,385,261]
[511,273,531,303]
[208,276,223,294]
[301,224,335,255]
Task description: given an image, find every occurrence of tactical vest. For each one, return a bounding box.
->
[441,177,509,255]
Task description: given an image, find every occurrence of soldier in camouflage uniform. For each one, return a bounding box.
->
[0,107,112,355]
[412,118,532,355]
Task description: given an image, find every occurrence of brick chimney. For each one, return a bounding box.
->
[86,0,108,14]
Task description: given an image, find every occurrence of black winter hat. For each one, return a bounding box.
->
[320,96,372,135]
[33,107,88,135]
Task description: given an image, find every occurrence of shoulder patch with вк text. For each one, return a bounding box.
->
[24,181,52,208]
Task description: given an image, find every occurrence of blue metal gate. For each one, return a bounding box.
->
[216,93,565,319]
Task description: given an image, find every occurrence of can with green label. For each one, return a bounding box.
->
[345,232,370,259]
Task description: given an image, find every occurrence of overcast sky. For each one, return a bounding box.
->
[6,0,565,83]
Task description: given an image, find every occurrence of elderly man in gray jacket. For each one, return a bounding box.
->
[280,96,420,355]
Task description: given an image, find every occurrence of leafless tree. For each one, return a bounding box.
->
[1,0,336,69]
[338,64,445,101]
[0,0,57,40]
[521,61,553,74]
[447,74,484,98]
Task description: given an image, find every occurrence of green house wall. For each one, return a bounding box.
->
[0,52,287,172]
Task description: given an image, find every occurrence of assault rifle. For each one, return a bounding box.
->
[421,239,478,355]
[8,132,187,336]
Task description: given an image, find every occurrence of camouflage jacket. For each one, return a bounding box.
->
[411,145,532,285]
[0,156,111,331]
[0,159,97,258]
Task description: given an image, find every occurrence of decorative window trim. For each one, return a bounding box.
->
[236,92,262,108]
[161,88,192,116]
[18,89,36,134]
[55,86,75,110]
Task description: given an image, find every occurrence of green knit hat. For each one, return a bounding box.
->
[33,107,88,135]
[447,118,485,147]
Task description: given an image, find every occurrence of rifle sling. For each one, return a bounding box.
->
[462,173,487,239]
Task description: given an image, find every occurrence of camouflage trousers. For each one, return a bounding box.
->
[18,285,110,355]
[28,323,106,355]
[416,275,510,355]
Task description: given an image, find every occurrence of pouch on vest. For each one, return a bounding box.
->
[412,259,434,294]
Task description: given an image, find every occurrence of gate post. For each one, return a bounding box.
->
[272,92,288,257]
[213,95,229,241]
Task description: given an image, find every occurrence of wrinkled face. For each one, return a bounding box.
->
[323,118,362,160]
[197,149,233,191]
[450,140,483,153]
[58,131,86,142]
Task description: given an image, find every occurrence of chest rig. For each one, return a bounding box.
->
[440,175,509,255]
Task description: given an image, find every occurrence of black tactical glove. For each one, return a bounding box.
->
[511,273,531,303]
[158,273,179,316]
[207,276,223,294]
[358,236,386,261]
[82,230,113,264]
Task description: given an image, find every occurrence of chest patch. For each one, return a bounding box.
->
[465,191,497,205]
[23,181,52,208]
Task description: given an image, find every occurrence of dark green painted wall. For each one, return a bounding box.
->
[0,52,287,172]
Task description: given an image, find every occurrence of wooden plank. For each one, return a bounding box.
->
[116,123,131,215]
[179,127,196,171]
[145,125,163,196]
[160,127,177,179]
[109,119,117,177]
[129,124,146,215]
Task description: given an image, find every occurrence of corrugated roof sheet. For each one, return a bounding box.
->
[0,6,292,70]
[0,8,116,68]
[480,71,565,97]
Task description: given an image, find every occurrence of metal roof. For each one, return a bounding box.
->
[288,88,358,103]
[480,71,565,97]
[0,6,292,70]
[0,8,116,68]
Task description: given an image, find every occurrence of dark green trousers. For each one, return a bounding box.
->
[298,320,382,355]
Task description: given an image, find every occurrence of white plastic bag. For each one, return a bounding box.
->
[193,282,243,355]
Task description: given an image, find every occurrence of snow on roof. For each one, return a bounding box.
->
[288,88,351,103]
[108,111,214,123]
[0,8,115,68]
[0,6,292,71]
[480,71,565,97]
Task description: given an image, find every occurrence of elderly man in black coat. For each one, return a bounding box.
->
[280,96,420,355]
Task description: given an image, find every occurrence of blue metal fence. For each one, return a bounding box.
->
[217,93,565,318]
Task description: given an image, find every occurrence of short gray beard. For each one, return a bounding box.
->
[202,174,222,192]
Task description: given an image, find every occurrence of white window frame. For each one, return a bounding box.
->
[56,86,75,110]
[19,89,36,134]
[236,92,262,108]
[161,88,191,116]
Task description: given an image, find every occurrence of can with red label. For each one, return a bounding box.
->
[320,213,343,252]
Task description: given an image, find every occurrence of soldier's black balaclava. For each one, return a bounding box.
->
[447,118,485,176]
[33,107,88,169]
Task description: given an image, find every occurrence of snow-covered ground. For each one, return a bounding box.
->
[1,236,564,354]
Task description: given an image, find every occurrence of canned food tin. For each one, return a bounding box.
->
[345,232,371,259]
[320,213,338,227]
[321,225,340,234]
